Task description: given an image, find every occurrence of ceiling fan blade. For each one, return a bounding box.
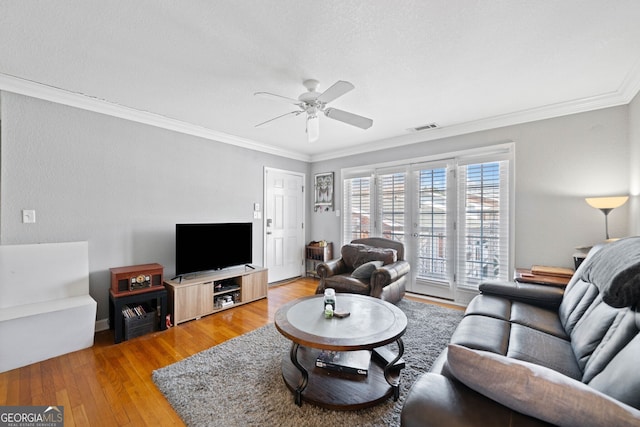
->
[324,108,373,129]
[254,91,301,105]
[255,110,302,127]
[316,80,355,104]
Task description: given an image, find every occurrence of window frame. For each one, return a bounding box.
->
[341,143,514,300]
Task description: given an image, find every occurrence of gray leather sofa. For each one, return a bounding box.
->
[401,237,640,426]
[315,237,409,304]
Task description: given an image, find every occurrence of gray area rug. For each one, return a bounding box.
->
[153,298,464,426]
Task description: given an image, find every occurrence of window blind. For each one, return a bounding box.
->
[457,159,510,289]
[414,165,449,282]
[343,176,372,244]
[376,171,406,243]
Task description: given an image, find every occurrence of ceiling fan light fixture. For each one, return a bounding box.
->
[307,114,320,143]
[255,79,373,142]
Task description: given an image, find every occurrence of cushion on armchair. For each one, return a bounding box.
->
[446,344,640,427]
[351,260,384,279]
[341,243,397,269]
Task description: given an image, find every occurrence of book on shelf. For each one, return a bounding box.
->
[122,304,148,318]
[315,350,371,376]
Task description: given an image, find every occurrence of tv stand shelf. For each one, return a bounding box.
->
[164,266,267,325]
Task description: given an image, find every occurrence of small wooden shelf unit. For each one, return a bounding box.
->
[305,242,333,277]
[164,266,268,325]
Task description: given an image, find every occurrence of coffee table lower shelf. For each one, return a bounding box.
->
[281,346,400,411]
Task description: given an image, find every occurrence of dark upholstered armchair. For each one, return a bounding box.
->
[315,237,410,304]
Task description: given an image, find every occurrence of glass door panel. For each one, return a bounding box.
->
[410,162,455,299]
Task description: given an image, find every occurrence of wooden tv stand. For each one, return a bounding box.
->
[164,265,267,325]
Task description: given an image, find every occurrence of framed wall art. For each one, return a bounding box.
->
[314,172,334,212]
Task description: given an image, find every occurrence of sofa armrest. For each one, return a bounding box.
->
[479,280,565,309]
[401,373,549,427]
[316,258,348,279]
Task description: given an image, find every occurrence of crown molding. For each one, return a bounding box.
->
[0,73,312,163]
[2,70,638,165]
[311,59,640,162]
[310,83,638,163]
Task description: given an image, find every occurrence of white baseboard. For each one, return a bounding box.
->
[95,318,110,332]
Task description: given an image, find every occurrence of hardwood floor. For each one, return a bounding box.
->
[0,277,461,426]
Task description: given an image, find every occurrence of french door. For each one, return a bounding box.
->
[343,149,512,302]
[409,161,456,299]
[369,162,456,299]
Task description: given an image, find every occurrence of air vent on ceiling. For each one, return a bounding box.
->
[410,123,439,132]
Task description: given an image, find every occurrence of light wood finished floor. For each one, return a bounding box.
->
[0,277,462,426]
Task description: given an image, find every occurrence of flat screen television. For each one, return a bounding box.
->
[175,222,252,276]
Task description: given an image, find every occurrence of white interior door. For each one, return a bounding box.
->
[264,168,305,283]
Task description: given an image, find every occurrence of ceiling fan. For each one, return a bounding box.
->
[254,79,373,142]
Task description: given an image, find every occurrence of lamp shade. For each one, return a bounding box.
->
[585,195,629,240]
[585,196,629,210]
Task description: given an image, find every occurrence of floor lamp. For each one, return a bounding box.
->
[585,196,629,240]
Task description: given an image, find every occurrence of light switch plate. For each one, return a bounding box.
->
[22,209,36,223]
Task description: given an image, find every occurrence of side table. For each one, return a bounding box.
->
[109,287,168,343]
[514,268,572,287]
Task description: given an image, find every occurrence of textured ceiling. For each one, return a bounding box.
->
[2,1,640,161]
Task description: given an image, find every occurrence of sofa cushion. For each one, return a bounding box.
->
[464,294,512,321]
[558,279,600,334]
[351,260,383,279]
[569,296,626,374]
[510,301,569,339]
[580,306,639,385]
[447,344,640,427]
[506,324,582,380]
[588,333,640,409]
[449,315,510,355]
[581,237,640,308]
[341,243,397,269]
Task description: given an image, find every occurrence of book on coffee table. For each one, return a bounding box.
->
[315,350,371,376]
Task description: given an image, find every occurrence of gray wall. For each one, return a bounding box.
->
[310,105,632,270]
[629,91,640,236]
[0,92,308,320]
[1,90,637,322]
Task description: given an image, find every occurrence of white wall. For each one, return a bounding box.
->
[0,92,308,320]
[628,91,640,235]
[310,106,630,270]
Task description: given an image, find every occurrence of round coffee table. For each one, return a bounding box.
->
[274,294,407,409]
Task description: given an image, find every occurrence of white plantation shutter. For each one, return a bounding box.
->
[341,144,513,299]
[413,163,451,282]
[343,175,372,244]
[457,158,510,289]
[376,170,407,243]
